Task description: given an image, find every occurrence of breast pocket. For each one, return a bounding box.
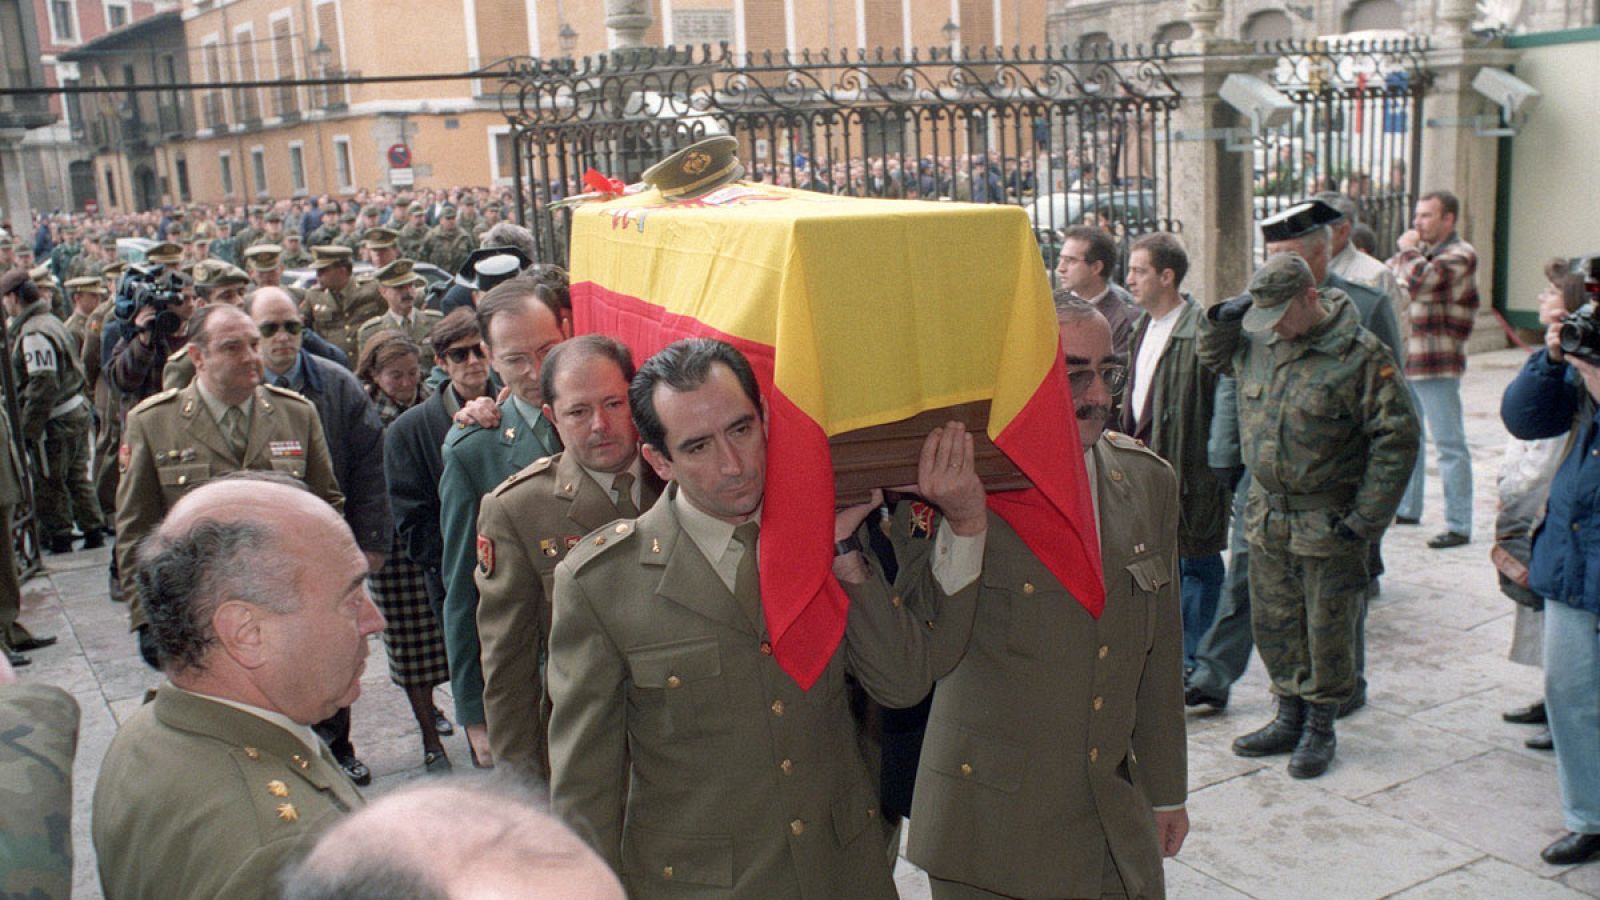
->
[1126,553,1171,651]
[156,462,211,504]
[1288,393,1352,455]
[625,638,728,739]
[980,570,1053,659]
[269,458,308,480]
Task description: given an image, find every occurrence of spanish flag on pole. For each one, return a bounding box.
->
[570,184,1104,690]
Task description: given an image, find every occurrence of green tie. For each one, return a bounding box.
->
[612,472,639,517]
[732,522,762,631]
[221,406,247,458]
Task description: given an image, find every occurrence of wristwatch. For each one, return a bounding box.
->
[834,535,864,557]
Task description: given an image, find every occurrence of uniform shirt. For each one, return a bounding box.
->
[194,379,254,436]
[1129,302,1182,428]
[580,458,645,511]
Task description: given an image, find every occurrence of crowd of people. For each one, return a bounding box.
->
[0,134,1596,898]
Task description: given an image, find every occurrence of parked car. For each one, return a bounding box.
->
[116,237,156,264]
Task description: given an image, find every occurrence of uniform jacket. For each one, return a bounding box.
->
[421,227,473,276]
[904,434,1186,899]
[476,451,662,776]
[548,485,978,899]
[115,383,343,628]
[93,685,364,900]
[0,406,21,506]
[9,302,86,440]
[1122,298,1229,556]
[1502,349,1600,616]
[1330,244,1410,348]
[1197,293,1420,552]
[161,329,351,391]
[356,308,444,367]
[301,279,385,361]
[1387,235,1479,379]
[279,351,391,553]
[1327,273,1404,367]
[439,398,561,726]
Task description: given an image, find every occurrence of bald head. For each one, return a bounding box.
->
[282,779,625,900]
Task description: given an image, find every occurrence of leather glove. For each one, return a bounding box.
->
[1212,465,1245,492]
[1211,294,1253,324]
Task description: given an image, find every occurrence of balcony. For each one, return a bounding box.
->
[201,91,225,131]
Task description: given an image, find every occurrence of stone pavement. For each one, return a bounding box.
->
[10,348,1600,898]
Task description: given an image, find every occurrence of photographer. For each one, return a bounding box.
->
[1499,255,1600,868]
[105,268,196,419]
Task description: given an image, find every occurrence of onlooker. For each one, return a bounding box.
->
[1501,260,1600,866]
[1388,190,1479,549]
[1055,224,1139,354]
[93,477,382,899]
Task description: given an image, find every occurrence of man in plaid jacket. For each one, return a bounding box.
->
[1387,190,1478,550]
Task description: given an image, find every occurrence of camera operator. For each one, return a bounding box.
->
[105,268,196,420]
[1500,255,1600,868]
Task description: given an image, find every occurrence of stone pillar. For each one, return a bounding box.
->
[1166,42,1272,305]
[605,0,652,49]
[0,130,33,235]
[1417,36,1520,352]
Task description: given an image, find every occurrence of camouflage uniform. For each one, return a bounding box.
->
[0,682,79,899]
[398,220,430,260]
[281,244,314,269]
[46,240,82,285]
[421,225,473,277]
[308,223,341,247]
[1197,280,1418,707]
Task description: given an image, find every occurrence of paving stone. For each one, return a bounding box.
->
[1392,857,1592,899]
[1308,709,1492,800]
[1412,683,1560,765]
[1163,859,1252,899]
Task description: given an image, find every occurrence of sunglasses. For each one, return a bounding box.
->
[1067,364,1128,397]
[444,344,487,364]
[258,320,304,338]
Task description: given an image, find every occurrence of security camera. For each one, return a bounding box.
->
[1218,74,1295,131]
[1472,67,1540,122]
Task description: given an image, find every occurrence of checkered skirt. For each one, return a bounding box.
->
[370,533,450,687]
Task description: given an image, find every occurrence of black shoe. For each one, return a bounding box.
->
[81,530,105,550]
[1288,702,1339,779]
[1541,832,1600,866]
[1427,531,1470,549]
[12,635,57,652]
[433,707,454,737]
[3,646,29,667]
[1337,683,1368,719]
[423,749,453,773]
[1525,727,1553,751]
[1394,515,1421,525]
[47,534,75,554]
[1233,696,1306,757]
[1503,701,1547,725]
[338,754,372,786]
[1185,682,1230,710]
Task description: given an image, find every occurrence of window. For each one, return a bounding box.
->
[219,151,234,197]
[233,26,260,122]
[103,167,117,206]
[313,2,346,106]
[288,142,307,195]
[250,146,268,196]
[62,76,84,139]
[270,16,299,117]
[49,0,76,42]
[489,127,515,185]
[333,137,353,192]
[201,40,225,129]
[175,157,191,202]
[106,1,129,28]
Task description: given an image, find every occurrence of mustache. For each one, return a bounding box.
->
[1076,403,1111,422]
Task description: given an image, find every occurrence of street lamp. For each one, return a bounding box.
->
[558,22,578,55]
[941,19,960,60]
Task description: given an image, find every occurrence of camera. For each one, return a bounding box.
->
[113,265,189,339]
[1558,256,1600,366]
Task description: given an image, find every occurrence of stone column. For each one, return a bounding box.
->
[605,0,653,49]
[0,130,33,234]
[1417,36,1520,352]
[1165,41,1272,305]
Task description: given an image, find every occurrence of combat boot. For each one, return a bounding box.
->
[1288,702,1339,779]
[1231,695,1305,757]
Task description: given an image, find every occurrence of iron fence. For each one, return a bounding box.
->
[1254,38,1433,262]
[496,44,1183,280]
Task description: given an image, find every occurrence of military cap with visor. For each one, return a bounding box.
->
[1259,199,1344,244]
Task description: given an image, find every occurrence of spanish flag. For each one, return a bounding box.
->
[570,185,1104,690]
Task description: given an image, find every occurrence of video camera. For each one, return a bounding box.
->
[113,264,190,339]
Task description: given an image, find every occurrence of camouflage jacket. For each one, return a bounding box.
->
[421,227,473,276]
[0,683,79,900]
[398,223,430,258]
[1197,291,1420,551]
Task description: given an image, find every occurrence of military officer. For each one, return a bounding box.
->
[1,269,103,554]
[160,261,254,391]
[244,243,307,306]
[232,205,264,252]
[362,226,401,269]
[144,240,184,271]
[355,259,442,366]
[903,294,1189,899]
[308,206,341,248]
[62,275,105,354]
[115,304,342,650]
[281,231,314,268]
[439,278,565,766]
[334,211,363,251]
[46,224,82,284]
[421,206,472,277]
[1197,253,1419,779]
[476,335,661,778]
[262,209,287,245]
[301,245,384,362]
[30,266,66,319]
[548,338,987,898]
[93,478,379,900]
[398,201,430,259]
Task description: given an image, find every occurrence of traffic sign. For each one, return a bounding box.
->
[387,143,412,168]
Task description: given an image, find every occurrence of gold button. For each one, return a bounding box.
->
[867,808,876,818]
[243,746,260,760]
[780,759,794,775]
[662,866,673,879]
[789,819,805,835]
[890,593,902,608]
[1098,645,1109,659]
[177,474,188,485]
[1022,582,1035,595]
[1111,470,1124,482]
[960,763,974,777]
[665,675,682,689]
[614,523,628,534]
[594,536,606,546]
[1089,747,1099,763]
[1093,696,1104,711]
[760,641,773,656]
[770,700,785,716]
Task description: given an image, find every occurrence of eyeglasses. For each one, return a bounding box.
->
[444,344,487,364]
[1067,364,1128,397]
[1057,254,1086,267]
[258,320,304,338]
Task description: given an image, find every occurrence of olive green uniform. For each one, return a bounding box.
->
[0,405,32,649]
[281,246,314,269]
[301,278,385,363]
[355,308,444,368]
[420,226,473,276]
[1197,291,1419,705]
[9,301,102,542]
[114,383,343,629]
[87,297,120,516]
[397,223,430,260]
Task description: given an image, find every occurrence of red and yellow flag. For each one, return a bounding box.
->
[570,184,1104,689]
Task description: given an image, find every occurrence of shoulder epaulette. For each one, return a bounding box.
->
[490,454,557,497]
[561,519,638,573]
[1104,430,1161,459]
[129,387,180,415]
[261,383,310,404]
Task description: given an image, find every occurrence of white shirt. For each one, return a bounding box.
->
[172,684,324,756]
[1130,303,1183,424]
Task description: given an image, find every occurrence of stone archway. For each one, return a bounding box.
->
[1242,9,1295,41]
[1153,21,1194,45]
[1344,0,1406,31]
